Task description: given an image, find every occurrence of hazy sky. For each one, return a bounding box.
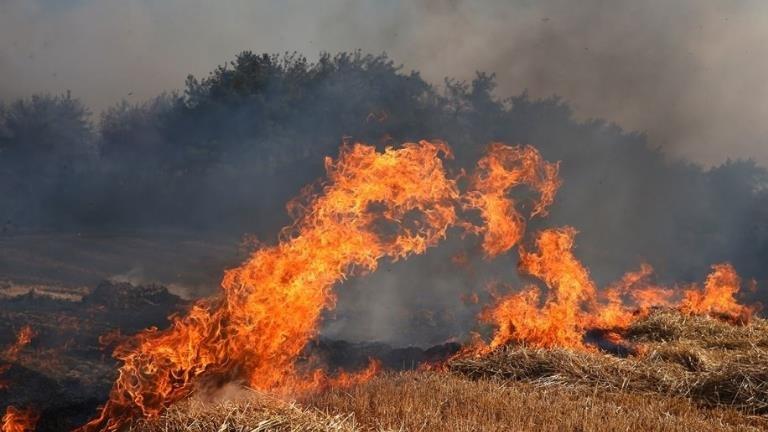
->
[1,0,767,165]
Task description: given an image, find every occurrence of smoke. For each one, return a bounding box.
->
[376,0,768,166]
[1,0,768,165]
[2,0,768,347]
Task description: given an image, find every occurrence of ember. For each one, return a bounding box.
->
[3,327,34,362]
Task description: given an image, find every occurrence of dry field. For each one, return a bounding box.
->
[137,310,768,431]
[135,372,766,432]
[0,231,239,293]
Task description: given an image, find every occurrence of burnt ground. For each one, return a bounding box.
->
[0,279,460,431]
[0,281,189,430]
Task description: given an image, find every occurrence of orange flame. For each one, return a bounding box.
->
[593,263,674,330]
[1,406,38,432]
[300,358,382,393]
[480,227,596,349]
[479,228,753,351]
[680,263,752,322]
[78,140,464,431]
[71,138,755,430]
[464,143,560,257]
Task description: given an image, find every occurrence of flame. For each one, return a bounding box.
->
[464,143,560,257]
[78,140,464,431]
[680,263,752,322]
[301,358,382,392]
[480,227,597,349]
[1,406,38,432]
[593,263,674,330]
[3,326,35,362]
[479,228,753,351]
[65,138,755,429]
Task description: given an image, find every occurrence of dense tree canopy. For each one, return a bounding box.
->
[1,51,766,287]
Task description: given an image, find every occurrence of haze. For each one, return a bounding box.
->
[1,0,767,165]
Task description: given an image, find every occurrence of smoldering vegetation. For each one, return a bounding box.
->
[0,281,188,430]
[1,51,767,346]
[0,280,459,431]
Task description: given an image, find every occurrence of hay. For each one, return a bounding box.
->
[627,310,768,350]
[449,346,690,394]
[691,353,768,413]
[137,310,768,430]
[129,389,357,432]
[449,310,768,414]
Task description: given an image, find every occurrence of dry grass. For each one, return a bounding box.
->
[308,371,767,432]
[129,389,356,432]
[627,310,768,350]
[450,345,687,393]
[138,371,766,431]
[449,310,768,414]
[136,310,768,431]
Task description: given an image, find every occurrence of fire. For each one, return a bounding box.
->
[3,326,35,362]
[78,141,463,431]
[479,228,753,351]
[42,138,751,429]
[680,263,751,322]
[480,227,597,350]
[464,143,560,257]
[593,263,673,331]
[301,359,381,392]
[1,406,38,432]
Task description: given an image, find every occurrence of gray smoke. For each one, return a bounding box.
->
[1,0,767,165]
[2,0,768,347]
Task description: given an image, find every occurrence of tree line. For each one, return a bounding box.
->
[1,51,766,286]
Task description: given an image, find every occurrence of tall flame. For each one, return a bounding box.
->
[480,227,597,350]
[78,141,463,431]
[67,138,755,430]
[77,140,561,431]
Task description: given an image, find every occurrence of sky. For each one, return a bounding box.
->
[1,0,767,165]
